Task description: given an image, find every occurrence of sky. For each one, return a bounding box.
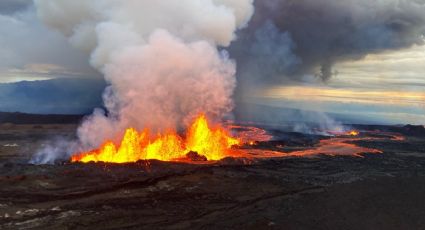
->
[0,0,103,114]
[0,0,424,125]
[253,45,425,124]
[0,0,98,83]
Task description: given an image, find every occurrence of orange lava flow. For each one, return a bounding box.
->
[71,114,240,163]
[243,136,383,159]
[288,137,382,157]
[227,124,273,145]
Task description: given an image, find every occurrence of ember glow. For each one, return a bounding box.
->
[71,115,240,163]
[347,130,360,136]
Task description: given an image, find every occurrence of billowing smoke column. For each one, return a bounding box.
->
[31,0,425,163]
[34,0,254,150]
[232,0,425,84]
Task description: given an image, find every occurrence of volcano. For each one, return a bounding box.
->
[1,115,425,229]
[2,0,425,229]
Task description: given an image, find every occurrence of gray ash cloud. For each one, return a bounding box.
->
[231,0,425,83]
[0,0,32,15]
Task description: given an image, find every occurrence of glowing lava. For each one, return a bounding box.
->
[71,114,240,163]
[347,130,360,136]
[227,124,273,144]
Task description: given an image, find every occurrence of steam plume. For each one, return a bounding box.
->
[34,0,254,150]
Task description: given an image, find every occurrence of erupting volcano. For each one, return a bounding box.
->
[71,114,240,163]
[2,0,425,229]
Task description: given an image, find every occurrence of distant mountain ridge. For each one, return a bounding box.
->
[0,77,105,114]
[0,111,84,124]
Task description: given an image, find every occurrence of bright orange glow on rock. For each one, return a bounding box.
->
[348,130,360,136]
[71,114,240,163]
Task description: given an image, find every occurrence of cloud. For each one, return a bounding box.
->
[0,3,99,82]
[231,0,425,126]
[262,86,425,107]
[34,0,255,149]
[0,0,32,15]
[232,0,425,83]
[0,0,424,128]
[331,45,425,91]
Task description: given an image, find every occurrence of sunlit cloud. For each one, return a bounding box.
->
[254,45,425,125]
[262,86,425,107]
[329,45,425,92]
[0,4,98,83]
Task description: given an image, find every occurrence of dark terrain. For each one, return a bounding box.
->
[0,112,84,125]
[0,114,424,229]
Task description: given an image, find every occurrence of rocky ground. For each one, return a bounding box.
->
[0,123,425,229]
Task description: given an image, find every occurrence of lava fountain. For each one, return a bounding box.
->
[71,114,241,163]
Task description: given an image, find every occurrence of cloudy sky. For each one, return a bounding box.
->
[254,45,425,124]
[0,0,424,125]
[0,0,104,114]
[0,0,99,83]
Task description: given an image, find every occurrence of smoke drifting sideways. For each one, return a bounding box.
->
[232,0,425,85]
[31,0,254,163]
[231,0,425,132]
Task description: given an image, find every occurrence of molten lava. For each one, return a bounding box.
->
[347,130,360,136]
[71,115,240,163]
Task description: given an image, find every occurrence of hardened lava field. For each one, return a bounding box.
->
[0,120,425,229]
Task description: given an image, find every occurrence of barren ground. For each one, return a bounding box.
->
[0,123,425,229]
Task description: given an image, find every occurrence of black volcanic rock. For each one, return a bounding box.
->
[1,123,425,229]
[186,151,208,162]
[403,125,425,137]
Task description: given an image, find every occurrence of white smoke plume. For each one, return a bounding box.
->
[34,0,254,150]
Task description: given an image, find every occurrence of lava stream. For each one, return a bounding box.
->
[71,114,240,163]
